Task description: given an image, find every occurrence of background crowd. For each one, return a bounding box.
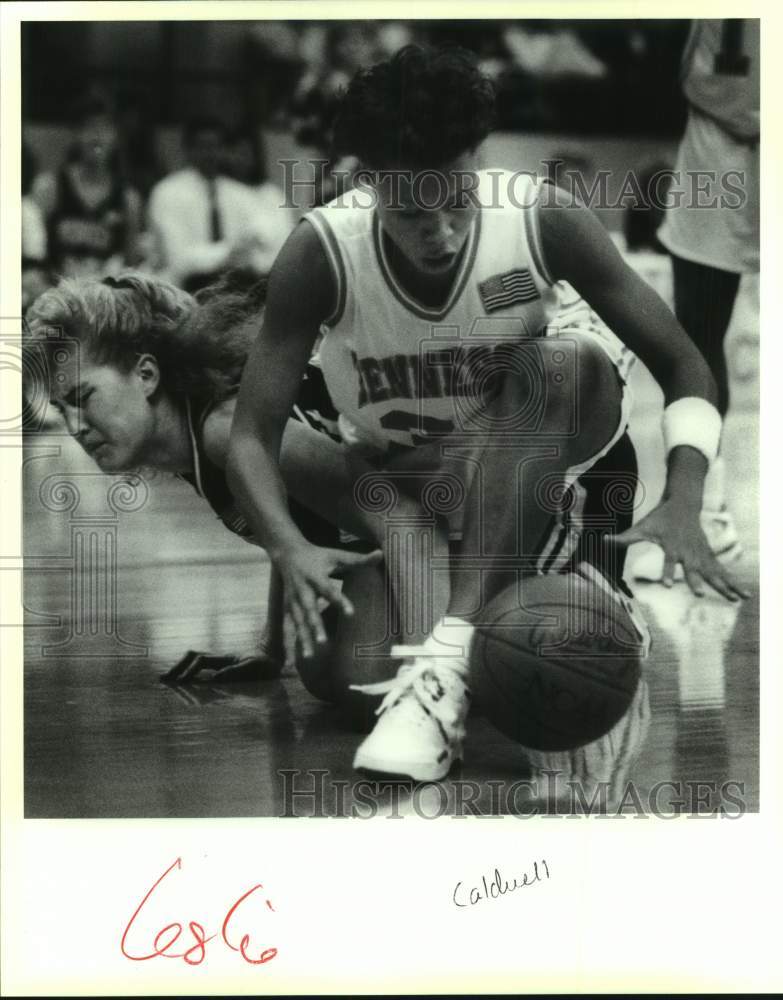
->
[21,19,689,311]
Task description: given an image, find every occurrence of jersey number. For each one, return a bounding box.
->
[714,19,750,76]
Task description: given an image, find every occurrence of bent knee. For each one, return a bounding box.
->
[540,335,623,459]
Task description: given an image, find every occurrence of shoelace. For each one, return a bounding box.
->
[350,653,468,720]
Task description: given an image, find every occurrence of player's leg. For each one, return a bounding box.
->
[670,253,740,419]
[633,253,743,581]
[281,417,454,712]
[353,335,631,780]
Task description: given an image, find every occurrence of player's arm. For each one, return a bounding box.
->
[227,222,381,654]
[539,189,747,600]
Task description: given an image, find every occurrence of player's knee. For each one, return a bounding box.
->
[539,336,622,453]
[543,335,613,417]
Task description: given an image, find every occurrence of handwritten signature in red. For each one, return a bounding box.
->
[120,857,278,967]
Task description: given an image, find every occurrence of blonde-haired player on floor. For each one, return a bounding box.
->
[229,46,748,783]
[25,272,409,712]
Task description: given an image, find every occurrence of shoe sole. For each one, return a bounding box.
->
[353,747,461,783]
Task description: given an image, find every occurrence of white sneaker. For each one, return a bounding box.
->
[350,650,471,781]
[631,508,743,583]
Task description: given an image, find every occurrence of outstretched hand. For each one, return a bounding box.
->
[606,498,750,602]
[160,650,283,684]
[277,544,383,658]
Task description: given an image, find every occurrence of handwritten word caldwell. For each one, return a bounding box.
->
[453,859,551,908]
[120,857,278,967]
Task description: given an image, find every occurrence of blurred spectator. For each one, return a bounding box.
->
[116,93,161,199]
[22,143,51,313]
[503,23,608,80]
[226,125,297,268]
[148,116,292,292]
[289,23,385,205]
[245,21,305,126]
[31,92,144,280]
[624,160,672,253]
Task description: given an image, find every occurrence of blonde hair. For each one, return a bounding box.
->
[25,272,262,404]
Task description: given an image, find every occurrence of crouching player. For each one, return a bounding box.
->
[228,46,747,781]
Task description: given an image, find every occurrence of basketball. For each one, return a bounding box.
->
[471,573,643,752]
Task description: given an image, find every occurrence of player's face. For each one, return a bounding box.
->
[375,153,480,276]
[77,114,118,166]
[50,353,159,472]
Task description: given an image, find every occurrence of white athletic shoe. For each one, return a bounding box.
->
[350,651,471,782]
[631,508,743,583]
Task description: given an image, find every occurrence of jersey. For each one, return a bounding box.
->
[305,169,631,452]
[680,19,759,143]
[304,171,643,598]
[47,165,129,279]
[658,20,759,273]
[180,365,343,547]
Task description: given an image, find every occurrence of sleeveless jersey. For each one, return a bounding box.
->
[305,169,630,451]
[180,366,343,547]
[48,164,129,278]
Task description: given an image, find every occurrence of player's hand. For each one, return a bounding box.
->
[160,650,283,684]
[275,544,383,658]
[606,499,750,602]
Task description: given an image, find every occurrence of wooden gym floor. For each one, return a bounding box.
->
[21,277,759,818]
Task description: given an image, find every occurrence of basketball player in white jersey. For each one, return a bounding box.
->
[633,18,759,581]
[229,46,748,781]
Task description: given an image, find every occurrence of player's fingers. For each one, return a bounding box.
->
[701,560,746,602]
[181,652,236,682]
[661,552,677,588]
[212,656,282,683]
[329,547,383,576]
[288,599,314,659]
[297,581,328,647]
[306,601,328,645]
[604,525,647,548]
[310,574,355,617]
[327,580,354,617]
[160,649,199,682]
[683,565,707,599]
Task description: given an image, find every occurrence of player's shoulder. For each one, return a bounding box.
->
[265,218,336,323]
[200,396,237,469]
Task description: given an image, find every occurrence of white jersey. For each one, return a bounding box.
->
[680,19,759,143]
[658,19,759,273]
[306,169,630,450]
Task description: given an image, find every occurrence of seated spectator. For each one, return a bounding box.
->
[22,142,50,313]
[226,125,297,272]
[148,116,288,293]
[31,93,144,281]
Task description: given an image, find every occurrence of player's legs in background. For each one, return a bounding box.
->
[671,253,740,419]
[633,253,743,583]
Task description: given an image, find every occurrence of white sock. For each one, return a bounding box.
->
[702,455,726,514]
[422,617,475,663]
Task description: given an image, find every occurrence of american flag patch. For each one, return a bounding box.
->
[479,268,540,312]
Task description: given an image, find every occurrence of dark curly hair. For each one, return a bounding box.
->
[332,45,496,170]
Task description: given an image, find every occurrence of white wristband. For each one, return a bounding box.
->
[662,397,722,465]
